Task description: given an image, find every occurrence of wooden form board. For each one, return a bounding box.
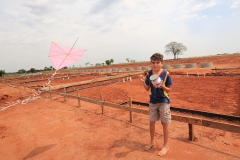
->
[47,91,240,133]
[42,71,142,91]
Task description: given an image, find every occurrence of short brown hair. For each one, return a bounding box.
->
[150,53,163,62]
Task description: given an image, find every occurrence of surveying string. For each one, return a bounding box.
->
[0,71,57,111]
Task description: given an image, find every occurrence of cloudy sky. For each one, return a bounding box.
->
[0,0,240,72]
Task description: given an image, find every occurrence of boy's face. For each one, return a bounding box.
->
[151,59,162,71]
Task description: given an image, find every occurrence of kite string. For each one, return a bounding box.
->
[0,71,57,111]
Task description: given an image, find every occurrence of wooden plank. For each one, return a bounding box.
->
[172,114,202,125]
[43,90,240,134]
[65,94,101,105]
[104,101,149,115]
[202,119,240,133]
[43,71,142,90]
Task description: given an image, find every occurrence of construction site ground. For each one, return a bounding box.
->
[0,53,240,159]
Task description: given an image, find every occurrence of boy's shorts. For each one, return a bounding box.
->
[149,102,171,124]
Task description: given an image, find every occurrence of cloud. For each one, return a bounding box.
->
[190,0,217,12]
[231,0,240,8]
[0,0,240,72]
[173,14,198,21]
[172,0,217,21]
[89,0,118,14]
[197,15,208,19]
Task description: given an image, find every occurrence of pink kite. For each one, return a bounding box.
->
[48,41,86,70]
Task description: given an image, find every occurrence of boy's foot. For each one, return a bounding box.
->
[144,143,155,151]
[158,146,169,156]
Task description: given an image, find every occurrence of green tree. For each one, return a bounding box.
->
[95,63,101,66]
[126,58,130,63]
[0,70,5,77]
[85,62,90,67]
[164,41,187,59]
[18,69,26,74]
[44,67,49,71]
[110,59,114,64]
[105,60,111,65]
[29,68,35,73]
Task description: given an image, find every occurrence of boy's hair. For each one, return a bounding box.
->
[150,53,163,62]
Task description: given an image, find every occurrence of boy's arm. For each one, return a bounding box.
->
[158,74,172,92]
[158,84,172,92]
[139,75,150,91]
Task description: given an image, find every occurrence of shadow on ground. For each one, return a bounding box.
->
[23,144,56,160]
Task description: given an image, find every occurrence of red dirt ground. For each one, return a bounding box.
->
[0,54,240,159]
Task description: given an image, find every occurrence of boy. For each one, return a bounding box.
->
[139,53,173,157]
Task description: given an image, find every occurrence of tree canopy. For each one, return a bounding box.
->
[110,59,114,64]
[18,69,26,74]
[0,70,5,77]
[29,68,36,73]
[164,42,187,59]
[105,60,111,65]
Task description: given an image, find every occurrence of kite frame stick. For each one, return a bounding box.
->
[57,37,79,70]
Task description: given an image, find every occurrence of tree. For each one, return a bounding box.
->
[110,59,114,64]
[85,62,90,67]
[29,68,35,73]
[0,70,5,77]
[164,41,187,59]
[18,69,26,74]
[63,66,68,69]
[126,58,130,63]
[105,60,111,65]
[95,63,101,66]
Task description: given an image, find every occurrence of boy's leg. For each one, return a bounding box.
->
[144,121,156,151]
[158,103,171,156]
[145,103,159,151]
[158,122,169,156]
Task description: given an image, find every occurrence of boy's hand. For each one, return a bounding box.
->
[139,75,146,82]
[153,82,164,88]
[143,70,149,76]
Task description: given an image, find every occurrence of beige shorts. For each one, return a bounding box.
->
[149,103,171,124]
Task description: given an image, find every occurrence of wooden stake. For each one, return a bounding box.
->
[49,86,52,98]
[100,93,104,114]
[129,97,133,123]
[77,90,81,107]
[64,87,66,102]
[188,124,195,141]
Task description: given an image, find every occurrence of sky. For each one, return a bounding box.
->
[0,0,240,72]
